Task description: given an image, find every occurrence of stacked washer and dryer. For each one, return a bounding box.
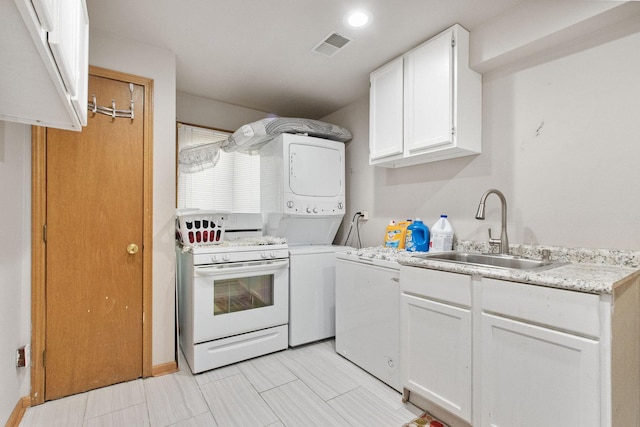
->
[260,133,347,347]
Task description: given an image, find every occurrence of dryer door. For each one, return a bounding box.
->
[288,143,342,196]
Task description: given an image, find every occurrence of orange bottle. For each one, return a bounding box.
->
[396,220,412,249]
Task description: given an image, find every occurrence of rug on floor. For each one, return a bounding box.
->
[402,411,449,427]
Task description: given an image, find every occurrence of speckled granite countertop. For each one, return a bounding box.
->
[342,242,640,295]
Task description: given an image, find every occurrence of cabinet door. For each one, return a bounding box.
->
[404,28,453,152]
[481,313,600,427]
[31,0,57,31]
[70,0,88,125]
[48,0,86,99]
[401,293,472,422]
[369,57,404,161]
[11,0,87,129]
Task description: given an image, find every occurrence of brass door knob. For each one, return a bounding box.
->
[127,243,139,255]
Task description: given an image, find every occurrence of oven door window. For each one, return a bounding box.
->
[213,274,274,315]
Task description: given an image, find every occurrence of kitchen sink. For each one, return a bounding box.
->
[412,252,565,272]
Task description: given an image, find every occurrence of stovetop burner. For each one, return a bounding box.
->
[217,235,287,247]
[184,235,289,267]
[186,235,287,253]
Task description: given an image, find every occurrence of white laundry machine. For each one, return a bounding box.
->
[259,133,348,347]
[335,251,401,391]
[260,133,345,245]
[288,244,348,347]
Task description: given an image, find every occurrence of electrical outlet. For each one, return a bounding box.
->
[361,211,369,221]
[15,345,30,368]
[16,346,26,367]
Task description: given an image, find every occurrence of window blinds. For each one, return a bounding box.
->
[177,123,260,212]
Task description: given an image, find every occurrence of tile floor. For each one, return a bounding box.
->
[19,339,422,427]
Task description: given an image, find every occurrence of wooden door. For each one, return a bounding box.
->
[44,73,145,400]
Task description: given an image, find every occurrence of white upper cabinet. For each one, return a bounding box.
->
[369,24,482,168]
[49,0,82,99]
[0,0,88,131]
[31,0,57,31]
[404,30,453,153]
[369,57,404,161]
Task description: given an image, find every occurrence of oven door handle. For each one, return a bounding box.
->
[195,259,289,276]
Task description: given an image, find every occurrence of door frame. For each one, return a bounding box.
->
[30,66,154,405]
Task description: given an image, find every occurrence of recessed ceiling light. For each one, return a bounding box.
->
[346,10,371,28]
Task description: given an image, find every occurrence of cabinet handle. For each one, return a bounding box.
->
[391,277,400,282]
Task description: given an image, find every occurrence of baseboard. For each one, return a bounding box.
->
[151,360,178,377]
[5,396,30,427]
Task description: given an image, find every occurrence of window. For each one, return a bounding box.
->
[176,123,260,212]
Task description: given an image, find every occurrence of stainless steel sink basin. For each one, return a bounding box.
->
[412,252,564,272]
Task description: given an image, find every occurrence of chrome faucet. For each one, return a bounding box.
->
[475,189,510,254]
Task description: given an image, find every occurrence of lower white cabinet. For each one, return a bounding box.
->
[402,294,472,422]
[400,265,640,427]
[400,267,473,423]
[481,313,600,426]
[480,277,601,426]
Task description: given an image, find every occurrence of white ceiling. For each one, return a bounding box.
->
[86,0,525,119]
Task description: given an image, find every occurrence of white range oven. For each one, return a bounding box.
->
[176,212,289,374]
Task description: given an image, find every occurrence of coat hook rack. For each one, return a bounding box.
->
[87,83,135,121]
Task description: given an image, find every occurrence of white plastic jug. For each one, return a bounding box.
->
[430,215,454,252]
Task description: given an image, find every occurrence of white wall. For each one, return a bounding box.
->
[326,31,640,251]
[89,28,177,365]
[0,121,31,424]
[177,92,272,131]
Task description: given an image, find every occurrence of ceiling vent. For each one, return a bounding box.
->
[312,32,352,57]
